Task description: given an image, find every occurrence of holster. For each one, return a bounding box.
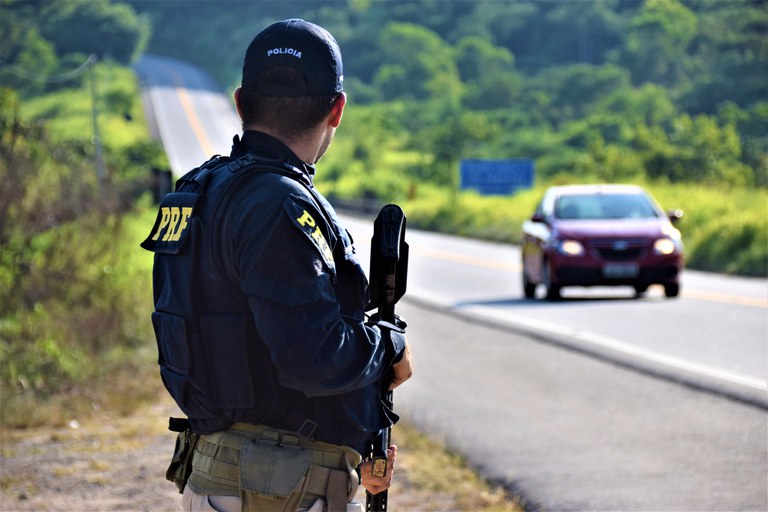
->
[165,417,200,493]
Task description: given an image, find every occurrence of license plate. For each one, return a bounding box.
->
[602,263,639,278]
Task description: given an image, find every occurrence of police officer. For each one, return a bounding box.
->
[142,18,413,512]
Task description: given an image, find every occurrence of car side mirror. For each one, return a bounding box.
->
[531,212,547,224]
[667,209,683,223]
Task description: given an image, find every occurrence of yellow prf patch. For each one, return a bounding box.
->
[295,209,334,264]
[140,192,199,255]
[151,206,193,242]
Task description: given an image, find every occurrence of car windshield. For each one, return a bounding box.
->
[554,193,658,220]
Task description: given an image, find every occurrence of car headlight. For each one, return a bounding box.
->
[557,239,585,256]
[653,237,679,255]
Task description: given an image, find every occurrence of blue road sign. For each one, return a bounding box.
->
[460,159,535,195]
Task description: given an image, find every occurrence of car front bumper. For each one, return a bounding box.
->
[549,252,683,287]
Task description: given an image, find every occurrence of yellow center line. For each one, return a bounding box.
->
[681,290,767,309]
[411,246,520,272]
[412,247,767,308]
[172,73,215,158]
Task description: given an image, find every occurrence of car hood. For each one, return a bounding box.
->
[553,219,669,239]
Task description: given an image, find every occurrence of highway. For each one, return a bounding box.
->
[134,54,768,511]
[134,55,241,174]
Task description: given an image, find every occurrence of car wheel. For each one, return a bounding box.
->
[664,283,680,298]
[522,259,536,299]
[543,260,561,301]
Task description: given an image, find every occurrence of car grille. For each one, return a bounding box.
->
[587,237,650,261]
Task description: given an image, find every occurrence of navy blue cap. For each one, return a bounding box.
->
[242,19,343,97]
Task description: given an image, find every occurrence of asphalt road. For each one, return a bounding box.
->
[393,298,766,511]
[343,216,766,401]
[341,216,767,511]
[134,54,240,175]
[134,54,768,511]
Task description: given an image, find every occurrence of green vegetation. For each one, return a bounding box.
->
[129,0,766,188]
[122,0,767,276]
[385,421,525,511]
[0,0,765,437]
[0,68,163,426]
[1,0,149,95]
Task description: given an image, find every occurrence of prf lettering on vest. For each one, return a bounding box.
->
[151,206,193,242]
[296,209,333,262]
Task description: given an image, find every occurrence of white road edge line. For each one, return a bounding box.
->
[408,286,768,392]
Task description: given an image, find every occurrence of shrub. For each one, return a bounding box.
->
[0,88,157,427]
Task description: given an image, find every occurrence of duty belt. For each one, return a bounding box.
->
[188,423,362,510]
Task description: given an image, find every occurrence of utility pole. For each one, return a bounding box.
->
[5,54,106,192]
[87,54,105,193]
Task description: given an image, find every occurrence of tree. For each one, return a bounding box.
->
[466,1,539,70]
[39,0,150,64]
[455,36,522,109]
[420,110,500,188]
[0,1,58,94]
[597,83,677,126]
[642,113,753,186]
[620,0,697,87]
[373,22,462,105]
[526,64,631,126]
[679,0,768,114]
[544,0,625,65]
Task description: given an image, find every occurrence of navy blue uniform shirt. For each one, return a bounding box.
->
[146,131,403,453]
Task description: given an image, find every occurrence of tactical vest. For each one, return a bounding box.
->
[141,152,355,436]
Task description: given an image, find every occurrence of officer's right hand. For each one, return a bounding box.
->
[361,445,398,495]
[389,339,412,390]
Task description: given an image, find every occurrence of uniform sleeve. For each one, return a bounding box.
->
[234,189,400,398]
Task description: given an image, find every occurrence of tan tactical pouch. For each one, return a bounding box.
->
[188,423,361,512]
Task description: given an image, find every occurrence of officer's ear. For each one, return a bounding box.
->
[234,86,245,120]
[328,92,346,128]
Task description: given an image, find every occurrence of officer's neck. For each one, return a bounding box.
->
[244,125,328,165]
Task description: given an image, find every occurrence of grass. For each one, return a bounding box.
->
[20,62,149,151]
[387,421,526,511]
[0,203,159,429]
[1,385,525,511]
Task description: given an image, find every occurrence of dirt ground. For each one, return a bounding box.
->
[1,396,183,512]
[0,393,475,512]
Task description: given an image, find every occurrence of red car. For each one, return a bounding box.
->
[521,184,684,300]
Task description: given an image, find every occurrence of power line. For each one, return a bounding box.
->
[1,54,95,83]
[2,54,106,193]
